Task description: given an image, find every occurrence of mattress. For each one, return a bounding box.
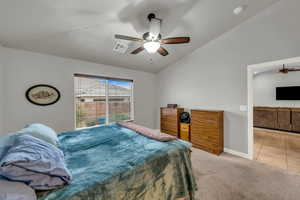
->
[38,123,197,200]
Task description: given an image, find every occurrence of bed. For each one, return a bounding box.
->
[38,123,197,200]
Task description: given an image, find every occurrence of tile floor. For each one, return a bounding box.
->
[254,128,300,174]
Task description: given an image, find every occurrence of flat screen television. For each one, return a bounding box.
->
[276,86,300,100]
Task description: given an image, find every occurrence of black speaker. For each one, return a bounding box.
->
[180,112,190,123]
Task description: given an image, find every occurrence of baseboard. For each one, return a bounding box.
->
[224,148,252,160]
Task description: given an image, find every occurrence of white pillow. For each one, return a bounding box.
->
[17,123,58,146]
[0,179,37,200]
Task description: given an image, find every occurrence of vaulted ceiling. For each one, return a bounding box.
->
[0,0,279,73]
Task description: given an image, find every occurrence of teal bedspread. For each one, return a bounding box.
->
[38,123,197,200]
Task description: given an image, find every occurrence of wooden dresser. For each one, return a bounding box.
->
[253,107,300,133]
[277,108,292,131]
[253,107,278,129]
[160,107,184,137]
[191,109,224,155]
[292,108,300,133]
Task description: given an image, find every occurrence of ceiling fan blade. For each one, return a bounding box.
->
[115,34,145,42]
[279,69,289,73]
[157,47,169,56]
[289,68,300,71]
[279,68,300,73]
[131,46,145,54]
[161,37,190,44]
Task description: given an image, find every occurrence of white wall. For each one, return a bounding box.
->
[0,47,157,135]
[254,71,300,107]
[157,0,300,154]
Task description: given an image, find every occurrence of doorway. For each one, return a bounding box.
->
[247,56,300,173]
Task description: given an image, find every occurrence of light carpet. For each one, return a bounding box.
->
[191,148,300,200]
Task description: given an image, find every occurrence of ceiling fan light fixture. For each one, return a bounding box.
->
[149,18,161,40]
[143,41,160,53]
[115,13,190,56]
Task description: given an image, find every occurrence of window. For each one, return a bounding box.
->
[74,74,133,129]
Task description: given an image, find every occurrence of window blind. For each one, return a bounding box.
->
[74,74,133,128]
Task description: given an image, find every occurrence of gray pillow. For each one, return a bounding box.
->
[17,123,58,146]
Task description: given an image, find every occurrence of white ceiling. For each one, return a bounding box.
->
[0,0,279,73]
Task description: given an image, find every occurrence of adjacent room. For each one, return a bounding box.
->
[253,63,300,173]
[0,0,300,200]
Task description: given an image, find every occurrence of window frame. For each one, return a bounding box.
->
[73,73,134,130]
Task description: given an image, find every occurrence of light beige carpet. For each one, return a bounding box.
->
[191,148,300,200]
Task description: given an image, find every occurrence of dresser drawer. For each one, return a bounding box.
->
[192,135,219,145]
[161,108,178,117]
[192,111,220,121]
[180,123,190,141]
[192,125,220,132]
[181,126,189,132]
[180,131,189,141]
[180,123,190,131]
[161,116,178,123]
[192,136,219,146]
[191,126,221,136]
[161,129,178,137]
[191,133,220,144]
[161,121,178,132]
[191,118,219,129]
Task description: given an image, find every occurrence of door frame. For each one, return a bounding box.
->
[247,56,300,160]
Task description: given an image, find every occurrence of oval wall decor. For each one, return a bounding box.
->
[26,84,61,106]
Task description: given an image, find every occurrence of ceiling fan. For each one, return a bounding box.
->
[279,64,300,74]
[115,13,190,56]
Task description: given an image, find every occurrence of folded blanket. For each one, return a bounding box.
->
[0,135,72,190]
[117,122,177,142]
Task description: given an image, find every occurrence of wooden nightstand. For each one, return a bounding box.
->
[180,123,190,141]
